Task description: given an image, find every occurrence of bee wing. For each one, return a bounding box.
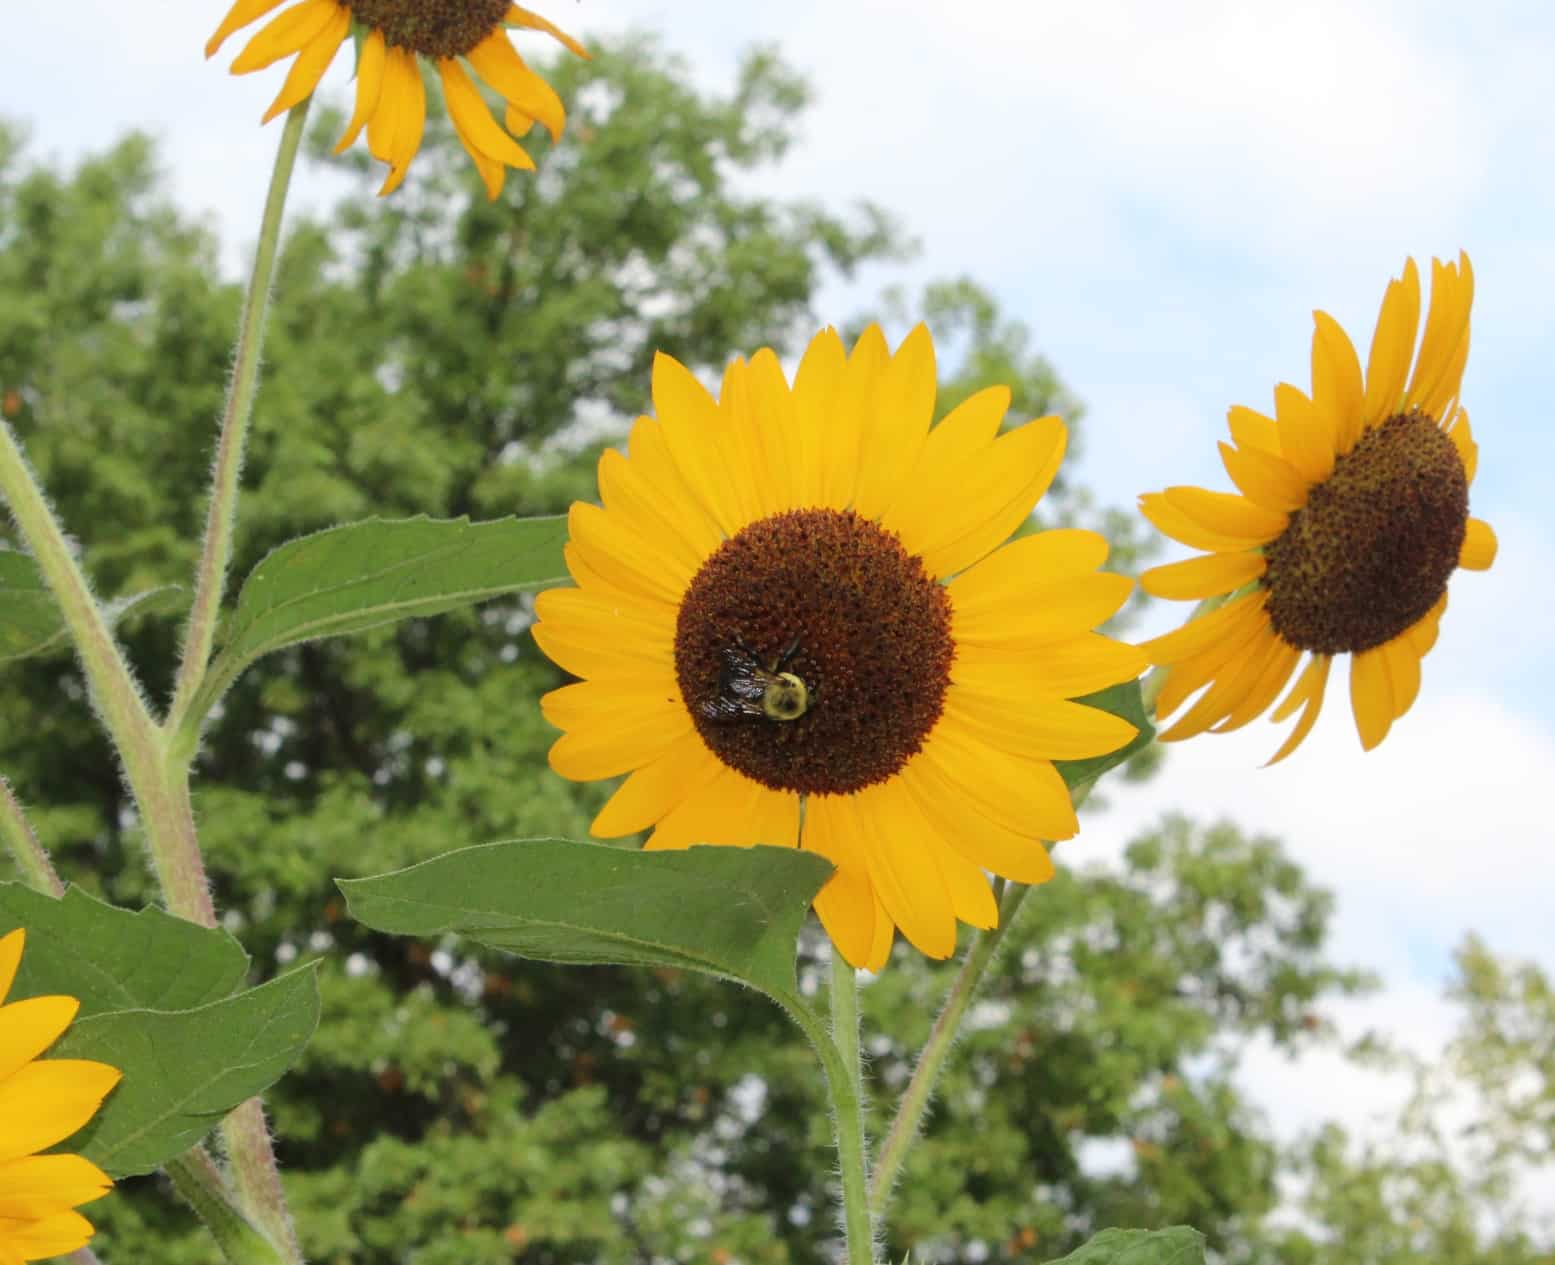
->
[698,695,767,721]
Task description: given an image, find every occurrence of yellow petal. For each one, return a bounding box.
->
[645,766,797,851]
[1139,492,1271,553]
[1403,592,1448,658]
[1154,602,1273,718]
[467,31,566,140]
[951,572,1135,647]
[564,501,691,606]
[801,798,877,970]
[0,998,79,1084]
[260,1,348,122]
[1447,409,1478,483]
[544,687,689,781]
[0,1154,112,1221]
[937,846,998,931]
[1141,550,1265,601]
[1227,405,1280,454]
[1362,258,1421,429]
[953,633,1147,703]
[1381,635,1423,720]
[1265,654,1332,766]
[0,1209,96,1259]
[1163,486,1289,542]
[1142,590,1267,667]
[852,324,937,521]
[230,0,334,73]
[1158,630,1282,742]
[372,48,427,196]
[1212,638,1301,733]
[0,1060,121,1164]
[1311,310,1365,454]
[944,691,1137,762]
[596,449,706,579]
[1218,440,1309,513]
[922,723,1078,843]
[439,57,535,172]
[789,328,849,508]
[816,325,888,511]
[898,417,1068,579]
[889,386,1020,525]
[1406,254,1474,418]
[449,103,508,199]
[852,783,958,961]
[623,416,724,561]
[1459,517,1497,570]
[334,27,386,153]
[1273,382,1336,485]
[507,3,590,58]
[900,750,1057,885]
[652,352,742,536]
[947,528,1109,613]
[745,349,802,513]
[590,731,722,838]
[1350,647,1395,751]
[207,0,290,57]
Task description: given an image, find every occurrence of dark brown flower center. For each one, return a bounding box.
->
[344,0,509,59]
[1263,410,1467,655]
[674,509,954,796]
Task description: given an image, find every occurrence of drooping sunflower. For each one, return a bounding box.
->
[206,1,587,198]
[1139,253,1496,762]
[0,929,121,1265]
[533,324,1147,969]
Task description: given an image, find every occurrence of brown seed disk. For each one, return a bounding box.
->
[344,0,510,59]
[1264,410,1468,655]
[674,509,954,796]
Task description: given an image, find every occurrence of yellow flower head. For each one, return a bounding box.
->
[1139,254,1496,762]
[207,1,588,198]
[0,929,120,1265]
[532,325,1147,968]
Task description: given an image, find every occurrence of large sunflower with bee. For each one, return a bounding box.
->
[532,325,1147,969]
[1139,253,1495,761]
[206,1,587,198]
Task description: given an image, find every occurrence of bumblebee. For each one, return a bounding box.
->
[699,635,812,723]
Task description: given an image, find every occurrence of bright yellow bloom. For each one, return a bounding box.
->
[207,1,588,198]
[533,325,1147,968]
[1139,253,1496,762]
[0,929,120,1265]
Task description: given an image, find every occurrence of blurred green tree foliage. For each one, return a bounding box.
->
[0,35,1548,1265]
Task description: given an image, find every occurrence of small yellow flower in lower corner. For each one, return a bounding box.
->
[206,1,588,197]
[0,929,121,1265]
[532,324,1147,969]
[1138,253,1496,762]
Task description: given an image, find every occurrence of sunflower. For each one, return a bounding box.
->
[206,1,587,198]
[1139,253,1496,762]
[0,929,121,1265]
[532,325,1147,968]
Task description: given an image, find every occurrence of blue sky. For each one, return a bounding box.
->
[5,0,1554,1156]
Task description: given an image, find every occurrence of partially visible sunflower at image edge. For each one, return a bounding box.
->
[1139,253,1496,762]
[0,929,121,1265]
[532,324,1148,969]
[206,1,588,197]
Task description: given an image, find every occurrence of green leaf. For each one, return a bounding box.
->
[338,840,833,1005]
[203,514,567,696]
[53,964,322,1177]
[1043,1227,1206,1265]
[1054,679,1155,792]
[0,884,249,1015]
[0,550,180,665]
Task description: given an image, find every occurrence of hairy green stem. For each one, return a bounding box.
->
[830,947,866,1112]
[221,1098,303,1264]
[869,787,1094,1218]
[868,879,1026,1217]
[0,776,63,896]
[788,989,877,1265]
[0,422,213,919]
[167,100,309,748]
[165,1150,287,1265]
